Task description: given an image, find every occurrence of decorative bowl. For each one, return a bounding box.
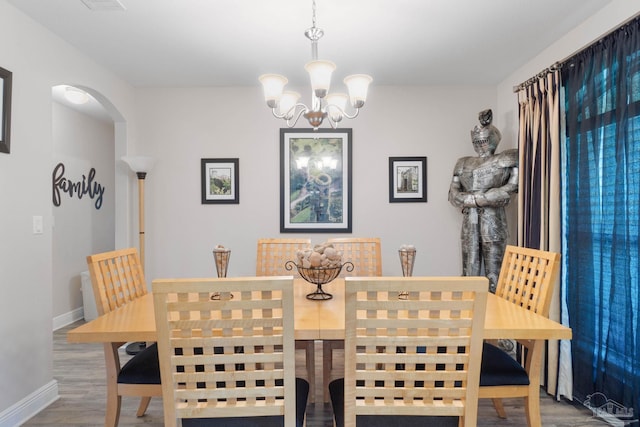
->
[285,261,354,300]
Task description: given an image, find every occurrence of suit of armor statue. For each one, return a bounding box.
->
[449,109,518,292]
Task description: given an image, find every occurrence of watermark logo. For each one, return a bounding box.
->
[583,392,638,426]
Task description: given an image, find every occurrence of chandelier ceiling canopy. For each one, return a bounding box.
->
[259,0,372,130]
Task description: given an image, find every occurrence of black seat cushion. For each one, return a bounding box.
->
[182,377,309,427]
[117,342,161,384]
[479,342,530,387]
[328,378,459,427]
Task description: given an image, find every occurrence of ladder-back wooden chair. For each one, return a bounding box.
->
[329,276,488,427]
[479,245,561,427]
[255,238,317,402]
[256,238,311,277]
[326,237,382,277]
[86,248,162,426]
[323,237,382,401]
[152,276,309,427]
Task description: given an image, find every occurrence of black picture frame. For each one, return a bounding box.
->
[389,156,427,203]
[0,66,12,154]
[201,158,239,204]
[280,128,352,233]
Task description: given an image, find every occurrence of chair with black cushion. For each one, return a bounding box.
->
[329,276,488,427]
[86,248,162,426]
[152,276,309,427]
[255,237,317,403]
[479,245,561,427]
[323,237,382,402]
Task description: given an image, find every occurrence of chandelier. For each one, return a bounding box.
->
[259,0,372,130]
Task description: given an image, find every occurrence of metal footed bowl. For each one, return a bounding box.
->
[285,261,354,300]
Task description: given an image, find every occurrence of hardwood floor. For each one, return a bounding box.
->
[23,321,605,427]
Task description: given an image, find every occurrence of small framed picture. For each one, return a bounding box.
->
[389,157,427,203]
[201,158,239,204]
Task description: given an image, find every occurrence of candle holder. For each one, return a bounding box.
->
[212,247,231,300]
[398,245,416,299]
[286,261,354,300]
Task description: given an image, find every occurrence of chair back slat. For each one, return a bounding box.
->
[152,277,297,427]
[327,237,382,277]
[494,245,561,316]
[343,276,487,427]
[87,248,147,315]
[256,238,311,277]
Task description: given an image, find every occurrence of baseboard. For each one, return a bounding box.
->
[0,380,59,427]
[52,307,84,331]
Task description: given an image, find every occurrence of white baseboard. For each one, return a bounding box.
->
[0,380,59,427]
[52,307,84,331]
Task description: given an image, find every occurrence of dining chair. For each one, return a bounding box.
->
[326,237,382,277]
[152,276,309,427]
[323,237,382,402]
[86,247,162,427]
[255,237,317,402]
[479,245,561,427]
[256,237,311,276]
[328,276,488,427]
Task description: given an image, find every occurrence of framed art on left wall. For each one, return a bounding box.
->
[0,66,12,154]
[201,158,239,204]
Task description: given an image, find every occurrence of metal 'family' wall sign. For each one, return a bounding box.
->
[52,162,105,209]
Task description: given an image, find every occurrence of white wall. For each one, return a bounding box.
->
[0,1,136,424]
[51,102,115,323]
[134,85,497,282]
[496,0,640,142]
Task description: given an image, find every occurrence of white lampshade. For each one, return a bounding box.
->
[259,74,288,108]
[305,60,336,99]
[325,93,348,122]
[279,91,301,119]
[122,156,155,174]
[65,87,90,105]
[344,74,373,108]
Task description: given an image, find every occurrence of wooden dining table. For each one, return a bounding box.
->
[67,276,572,421]
[68,277,572,343]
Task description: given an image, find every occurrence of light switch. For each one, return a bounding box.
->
[33,216,43,234]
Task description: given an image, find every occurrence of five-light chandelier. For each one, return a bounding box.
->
[259,0,372,130]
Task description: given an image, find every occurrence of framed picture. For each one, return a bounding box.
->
[280,128,352,233]
[389,156,427,202]
[0,66,12,154]
[201,158,239,204]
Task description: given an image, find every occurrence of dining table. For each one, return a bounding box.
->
[67,276,572,419]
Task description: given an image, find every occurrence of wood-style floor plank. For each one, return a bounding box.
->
[23,321,604,427]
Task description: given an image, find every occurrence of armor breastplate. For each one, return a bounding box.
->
[458,157,512,192]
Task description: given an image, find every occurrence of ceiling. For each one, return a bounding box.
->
[10,0,612,90]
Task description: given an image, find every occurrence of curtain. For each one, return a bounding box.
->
[562,17,640,412]
[516,69,568,397]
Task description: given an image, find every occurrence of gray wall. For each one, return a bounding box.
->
[133,85,497,282]
[52,101,115,325]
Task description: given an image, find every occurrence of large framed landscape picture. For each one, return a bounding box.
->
[201,158,239,204]
[280,128,352,232]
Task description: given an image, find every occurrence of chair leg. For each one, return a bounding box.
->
[525,393,542,427]
[136,396,152,417]
[492,398,507,418]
